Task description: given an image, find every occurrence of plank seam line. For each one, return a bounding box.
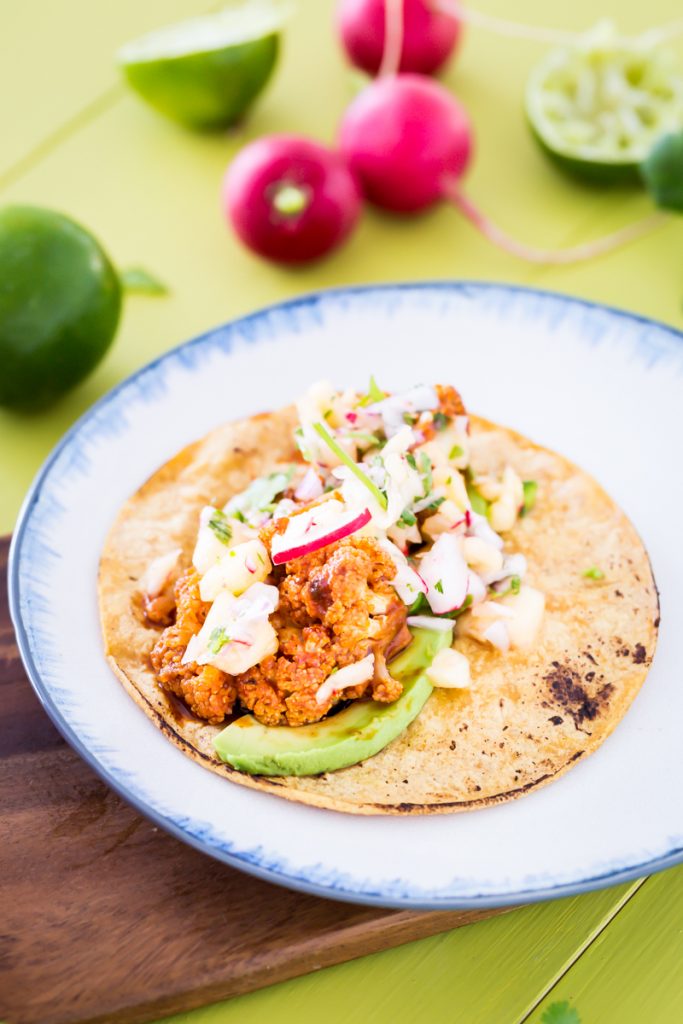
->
[0,1,228,194]
[0,85,124,193]
[515,875,649,1023]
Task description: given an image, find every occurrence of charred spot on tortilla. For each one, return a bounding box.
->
[98,382,658,815]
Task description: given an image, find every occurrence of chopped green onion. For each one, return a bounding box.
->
[207,627,231,654]
[208,510,232,545]
[583,566,605,580]
[419,496,445,514]
[408,593,429,615]
[398,508,417,527]
[346,430,382,447]
[358,375,386,407]
[441,594,473,619]
[521,480,538,517]
[418,451,433,497]
[449,444,464,461]
[312,421,388,509]
[433,412,449,431]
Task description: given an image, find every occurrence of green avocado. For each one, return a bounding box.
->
[213,628,452,776]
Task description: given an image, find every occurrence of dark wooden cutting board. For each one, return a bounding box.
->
[0,537,511,1024]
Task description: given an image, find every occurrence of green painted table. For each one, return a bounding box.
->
[2,1,681,1021]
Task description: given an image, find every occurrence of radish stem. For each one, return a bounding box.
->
[272,183,311,216]
[434,1,683,46]
[379,0,405,77]
[443,181,669,265]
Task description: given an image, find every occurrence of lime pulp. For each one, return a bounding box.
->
[526,20,683,182]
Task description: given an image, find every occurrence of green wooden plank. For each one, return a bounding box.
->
[525,865,683,1024]
[0,0,216,180]
[157,882,642,1024]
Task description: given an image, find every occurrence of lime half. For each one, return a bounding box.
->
[526,21,683,182]
[118,2,289,131]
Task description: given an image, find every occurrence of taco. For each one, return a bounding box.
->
[99,380,658,814]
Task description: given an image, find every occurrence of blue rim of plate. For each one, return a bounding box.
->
[8,281,683,911]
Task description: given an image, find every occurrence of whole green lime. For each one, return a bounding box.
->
[118,5,288,131]
[0,206,122,410]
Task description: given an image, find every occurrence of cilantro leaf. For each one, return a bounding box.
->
[225,466,295,519]
[433,411,449,431]
[119,266,169,296]
[207,627,231,655]
[449,444,464,460]
[583,566,605,580]
[434,579,444,594]
[208,509,232,545]
[521,479,538,517]
[640,131,683,213]
[510,574,521,594]
[540,1000,581,1024]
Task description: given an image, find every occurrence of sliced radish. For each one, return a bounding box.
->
[315,654,375,705]
[377,537,427,605]
[406,615,454,633]
[467,510,504,550]
[419,533,469,613]
[272,503,371,565]
[294,466,324,502]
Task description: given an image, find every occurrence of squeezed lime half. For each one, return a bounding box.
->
[118,1,289,131]
[526,21,683,182]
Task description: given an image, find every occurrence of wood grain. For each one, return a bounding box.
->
[0,537,508,1024]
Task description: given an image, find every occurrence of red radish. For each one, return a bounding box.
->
[339,74,660,262]
[339,74,472,213]
[337,0,461,77]
[223,135,361,264]
[272,506,372,564]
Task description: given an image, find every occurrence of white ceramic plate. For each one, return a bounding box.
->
[10,283,683,910]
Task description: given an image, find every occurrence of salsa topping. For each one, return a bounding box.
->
[143,379,545,725]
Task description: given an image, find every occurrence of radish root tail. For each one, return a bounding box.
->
[444,184,669,265]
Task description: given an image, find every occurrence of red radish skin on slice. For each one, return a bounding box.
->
[272,507,372,565]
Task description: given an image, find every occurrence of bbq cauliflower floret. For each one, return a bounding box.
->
[150,570,237,724]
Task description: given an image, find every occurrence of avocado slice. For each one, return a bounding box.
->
[213,628,452,776]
